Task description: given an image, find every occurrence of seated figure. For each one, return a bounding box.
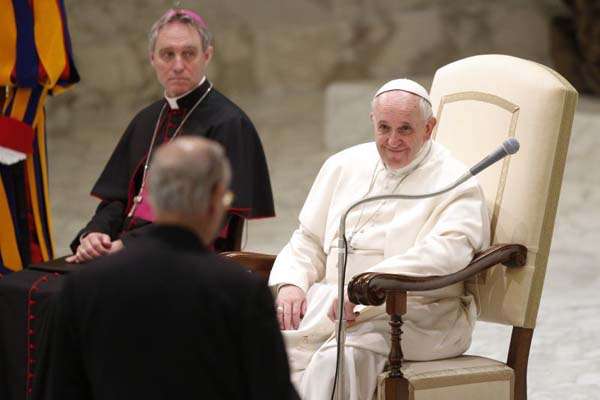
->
[269,79,490,400]
[68,8,274,263]
[51,137,299,400]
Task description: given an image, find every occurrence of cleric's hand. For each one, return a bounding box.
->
[275,284,307,331]
[66,233,123,263]
[327,296,358,326]
[108,239,124,254]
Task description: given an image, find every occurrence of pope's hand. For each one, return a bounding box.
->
[66,233,123,263]
[276,285,307,331]
[328,296,358,326]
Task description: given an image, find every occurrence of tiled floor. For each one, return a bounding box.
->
[47,91,600,398]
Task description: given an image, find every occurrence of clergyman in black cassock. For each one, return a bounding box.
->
[71,79,274,251]
[51,225,296,400]
[50,137,298,400]
[69,8,274,258]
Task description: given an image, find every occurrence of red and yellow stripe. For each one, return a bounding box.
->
[0,0,17,85]
[0,178,21,270]
[0,0,78,271]
[33,0,68,88]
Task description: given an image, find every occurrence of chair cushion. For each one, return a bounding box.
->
[377,355,514,400]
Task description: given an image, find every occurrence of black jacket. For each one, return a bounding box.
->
[51,224,297,400]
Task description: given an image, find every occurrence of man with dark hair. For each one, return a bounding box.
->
[68,8,274,263]
[51,137,298,400]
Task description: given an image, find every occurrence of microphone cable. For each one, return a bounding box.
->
[329,177,469,400]
[330,233,349,399]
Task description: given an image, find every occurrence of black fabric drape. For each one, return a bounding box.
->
[0,269,65,400]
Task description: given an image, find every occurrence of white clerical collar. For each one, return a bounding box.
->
[164,76,206,110]
[383,139,432,178]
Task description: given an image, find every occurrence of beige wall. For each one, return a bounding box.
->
[46,0,570,254]
[49,0,566,125]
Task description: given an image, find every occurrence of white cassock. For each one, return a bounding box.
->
[269,140,491,400]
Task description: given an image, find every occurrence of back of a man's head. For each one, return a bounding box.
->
[148,137,231,219]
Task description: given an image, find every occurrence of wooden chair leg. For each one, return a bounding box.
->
[385,291,409,400]
[507,327,533,400]
[385,376,409,400]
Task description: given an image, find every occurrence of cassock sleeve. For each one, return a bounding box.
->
[70,114,143,252]
[70,200,126,252]
[118,219,152,247]
[268,156,339,293]
[49,277,93,400]
[240,281,300,400]
[366,184,490,276]
[208,115,275,219]
[269,225,326,294]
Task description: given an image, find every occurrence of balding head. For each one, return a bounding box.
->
[148,136,231,218]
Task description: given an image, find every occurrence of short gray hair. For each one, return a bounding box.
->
[418,96,433,121]
[148,9,214,54]
[372,91,433,123]
[148,137,231,216]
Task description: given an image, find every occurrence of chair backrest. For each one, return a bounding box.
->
[429,54,577,328]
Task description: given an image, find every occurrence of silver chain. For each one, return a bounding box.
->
[347,143,433,249]
[347,164,409,248]
[127,84,213,218]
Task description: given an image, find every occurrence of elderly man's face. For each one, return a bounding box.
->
[150,22,213,97]
[371,91,435,169]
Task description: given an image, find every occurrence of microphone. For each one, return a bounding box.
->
[469,138,520,176]
[330,138,520,400]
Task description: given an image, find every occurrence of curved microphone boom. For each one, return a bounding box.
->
[330,138,520,400]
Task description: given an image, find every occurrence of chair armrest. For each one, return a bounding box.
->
[221,251,276,280]
[348,243,527,306]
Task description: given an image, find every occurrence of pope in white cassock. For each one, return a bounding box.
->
[269,79,491,400]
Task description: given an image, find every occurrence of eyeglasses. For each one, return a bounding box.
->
[222,190,234,208]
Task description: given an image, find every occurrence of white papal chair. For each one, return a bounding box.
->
[349,54,577,400]
[224,54,578,400]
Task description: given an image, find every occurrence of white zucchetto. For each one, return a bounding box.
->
[374,78,431,104]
